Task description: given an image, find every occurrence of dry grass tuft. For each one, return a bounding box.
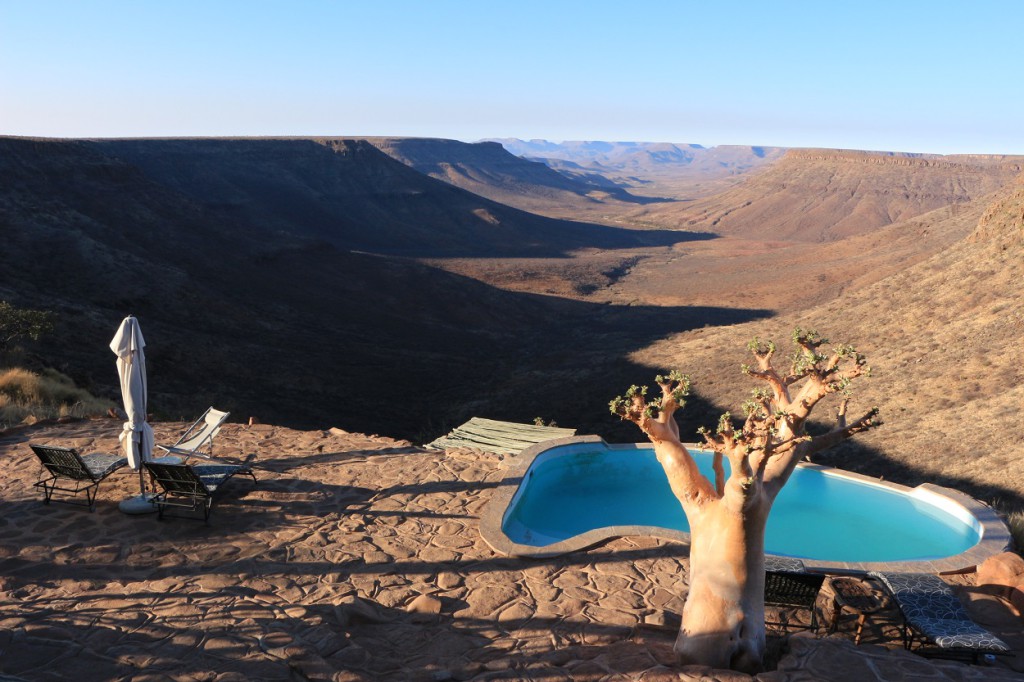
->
[0,367,113,429]
[1001,508,1024,553]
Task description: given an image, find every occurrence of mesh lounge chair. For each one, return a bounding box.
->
[144,460,256,523]
[30,444,128,511]
[764,556,826,632]
[869,571,1010,662]
[156,407,229,460]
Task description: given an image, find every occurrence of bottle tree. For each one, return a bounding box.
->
[610,330,880,672]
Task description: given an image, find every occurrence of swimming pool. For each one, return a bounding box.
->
[480,437,1011,572]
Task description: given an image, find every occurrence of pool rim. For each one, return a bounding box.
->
[479,435,1012,574]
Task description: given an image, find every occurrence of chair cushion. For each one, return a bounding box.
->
[871,571,1011,652]
[81,452,128,479]
[765,556,807,574]
[191,464,248,493]
[910,615,1010,651]
[871,572,970,621]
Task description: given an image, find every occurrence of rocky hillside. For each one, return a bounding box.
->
[972,173,1024,246]
[629,149,1024,241]
[630,179,1024,509]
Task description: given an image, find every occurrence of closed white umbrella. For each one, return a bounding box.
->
[110,315,156,514]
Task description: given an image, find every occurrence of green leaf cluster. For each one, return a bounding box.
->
[0,301,55,353]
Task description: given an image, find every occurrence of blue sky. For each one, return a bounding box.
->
[2,1,1021,154]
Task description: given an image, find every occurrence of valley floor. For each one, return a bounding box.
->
[2,419,1023,681]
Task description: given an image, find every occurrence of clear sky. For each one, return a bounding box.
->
[2,1,1022,155]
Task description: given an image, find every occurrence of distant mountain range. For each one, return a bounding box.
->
[485,138,787,182]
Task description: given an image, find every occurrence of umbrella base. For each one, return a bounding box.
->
[119,493,159,515]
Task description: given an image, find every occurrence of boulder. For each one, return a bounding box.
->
[978,552,1024,587]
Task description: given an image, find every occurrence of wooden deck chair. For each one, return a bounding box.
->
[869,571,1010,662]
[156,407,229,460]
[30,444,128,511]
[764,556,827,632]
[144,460,256,523]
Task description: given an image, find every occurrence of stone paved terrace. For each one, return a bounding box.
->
[2,419,1023,681]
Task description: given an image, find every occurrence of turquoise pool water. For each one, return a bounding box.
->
[502,447,981,562]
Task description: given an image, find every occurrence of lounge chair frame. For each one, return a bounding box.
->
[869,571,1010,663]
[30,444,128,511]
[764,556,826,632]
[156,407,229,460]
[144,460,256,523]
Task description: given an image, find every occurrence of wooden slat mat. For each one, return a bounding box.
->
[426,417,576,456]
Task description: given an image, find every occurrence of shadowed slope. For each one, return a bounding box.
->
[0,137,761,440]
[366,137,652,218]
[86,137,700,257]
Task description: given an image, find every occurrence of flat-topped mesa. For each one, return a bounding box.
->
[783,148,1024,173]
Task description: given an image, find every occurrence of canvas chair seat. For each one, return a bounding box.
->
[30,444,128,511]
[157,407,229,459]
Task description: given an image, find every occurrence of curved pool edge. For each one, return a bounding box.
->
[478,436,1013,573]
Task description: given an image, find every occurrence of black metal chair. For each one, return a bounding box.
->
[764,556,827,632]
[30,444,128,511]
[144,460,256,523]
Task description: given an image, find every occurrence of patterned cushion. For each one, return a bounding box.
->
[192,464,248,493]
[765,556,806,574]
[911,616,1010,651]
[870,572,1010,652]
[81,452,129,479]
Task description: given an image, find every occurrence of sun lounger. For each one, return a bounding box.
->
[764,556,826,631]
[144,460,256,523]
[156,407,229,460]
[869,571,1010,662]
[30,444,128,511]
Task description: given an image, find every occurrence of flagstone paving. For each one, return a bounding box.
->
[1,419,1022,681]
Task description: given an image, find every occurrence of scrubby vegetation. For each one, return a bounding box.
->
[0,367,113,429]
[0,300,53,355]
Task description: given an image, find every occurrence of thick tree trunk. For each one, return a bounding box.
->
[611,332,878,673]
[675,500,770,673]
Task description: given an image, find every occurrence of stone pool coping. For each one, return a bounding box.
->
[479,435,1012,574]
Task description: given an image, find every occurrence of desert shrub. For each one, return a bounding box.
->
[1005,510,1024,553]
[0,301,54,355]
[0,367,113,429]
[989,499,1024,554]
